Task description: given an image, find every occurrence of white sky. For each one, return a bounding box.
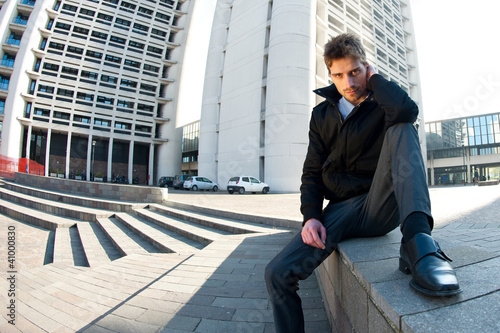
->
[410,0,500,122]
[179,1,500,126]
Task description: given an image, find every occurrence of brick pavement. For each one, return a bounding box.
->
[0,184,499,332]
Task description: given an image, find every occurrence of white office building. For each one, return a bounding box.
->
[0,0,195,184]
[199,0,424,192]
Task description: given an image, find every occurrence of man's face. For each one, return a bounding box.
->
[328,56,369,106]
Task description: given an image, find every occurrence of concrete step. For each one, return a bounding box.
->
[0,197,76,230]
[53,226,88,267]
[0,185,113,222]
[0,179,147,212]
[150,203,279,234]
[134,208,231,245]
[95,217,159,256]
[114,213,203,254]
[76,222,123,267]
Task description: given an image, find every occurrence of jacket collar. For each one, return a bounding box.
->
[313,84,342,105]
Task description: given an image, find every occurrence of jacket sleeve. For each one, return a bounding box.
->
[368,74,419,127]
[300,110,327,225]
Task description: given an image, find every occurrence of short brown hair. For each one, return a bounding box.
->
[323,33,367,72]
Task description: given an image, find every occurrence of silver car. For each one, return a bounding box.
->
[183,177,219,191]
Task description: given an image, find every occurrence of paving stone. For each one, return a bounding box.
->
[195,318,266,333]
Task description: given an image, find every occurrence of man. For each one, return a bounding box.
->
[265,33,461,333]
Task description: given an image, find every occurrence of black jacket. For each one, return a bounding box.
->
[300,74,418,224]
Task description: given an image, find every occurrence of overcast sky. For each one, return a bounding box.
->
[410,0,500,122]
[179,1,500,126]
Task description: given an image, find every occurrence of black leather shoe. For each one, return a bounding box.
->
[399,233,462,296]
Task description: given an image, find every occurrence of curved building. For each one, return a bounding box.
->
[199,0,424,192]
[0,0,195,184]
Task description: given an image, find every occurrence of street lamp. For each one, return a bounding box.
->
[92,140,96,181]
[462,144,466,186]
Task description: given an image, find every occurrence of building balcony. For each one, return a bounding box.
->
[153,116,170,123]
[21,92,36,102]
[152,137,169,143]
[156,95,172,104]
[17,0,35,12]
[46,7,59,19]
[38,27,53,38]
[159,76,174,84]
[0,62,14,75]
[32,48,47,57]
[162,58,177,65]
[26,69,41,79]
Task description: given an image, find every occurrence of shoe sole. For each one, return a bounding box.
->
[399,258,463,297]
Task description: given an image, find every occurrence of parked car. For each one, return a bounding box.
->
[183,176,219,191]
[158,176,174,188]
[227,176,270,194]
[172,174,191,189]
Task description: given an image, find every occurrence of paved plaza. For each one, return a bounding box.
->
[0,183,499,332]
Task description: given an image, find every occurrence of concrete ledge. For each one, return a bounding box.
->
[316,229,500,332]
[13,172,167,203]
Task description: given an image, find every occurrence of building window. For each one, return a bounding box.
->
[76,92,94,101]
[120,79,137,88]
[74,115,91,123]
[34,108,50,116]
[117,100,134,108]
[138,7,153,15]
[120,1,136,10]
[124,59,140,68]
[57,88,74,97]
[110,36,126,44]
[54,111,70,120]
[156,12,171,22]
[86,50,103,59]
[0,98,5,114]
[73,26,89,35]
[67,46,84,54]
[101,75,118,83]
[97,13,113,22]
[38,85,54,93]
[129,41,145,49]
[49,42,65,50]
[81,70,98,80]
[105,55,122,63]
[62,4,78,12]
[115,121,131,129]
[135,125,151,132]
[91,31,108,40]
[143,64,159,73]
[96,96,114,105]
[94,118,111,126]
[43,62,59,71]
[151,28,167,38]
[140,83,156,92]
[137,103,154,112]
[80,8,96,16]
[55,22,71,30]
[61,66,78,75]
[115,18,131,27]
[133,23,149,33]
[147,46,163,54]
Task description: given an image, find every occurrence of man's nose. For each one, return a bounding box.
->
[344,76,354,88]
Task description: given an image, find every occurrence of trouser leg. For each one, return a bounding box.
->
[265,195,365,333]
[355,122,432,237]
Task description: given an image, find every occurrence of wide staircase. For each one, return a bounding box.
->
[0,178,278,268]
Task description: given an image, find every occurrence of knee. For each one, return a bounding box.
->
[265,259,284,286]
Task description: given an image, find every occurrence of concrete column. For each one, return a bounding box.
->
[128,140,134,184]
[65,132,71,178]
[107,137,113,182]
[25,125,32,160]
[264,0,316,191]
[87,135,93,181]
[198,0,232,184]
[44,128,51,177]
[149,143,154,185]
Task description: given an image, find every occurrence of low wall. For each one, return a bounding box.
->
[13,172,167,203]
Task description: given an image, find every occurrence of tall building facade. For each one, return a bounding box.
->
[426,112,500,185]
[0,0,195,184]
[199,0,424,192]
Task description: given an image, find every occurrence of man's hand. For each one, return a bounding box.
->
[301,218,326,249]
[366,63,377,82]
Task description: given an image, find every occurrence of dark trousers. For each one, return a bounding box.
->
[265,123,432,333]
